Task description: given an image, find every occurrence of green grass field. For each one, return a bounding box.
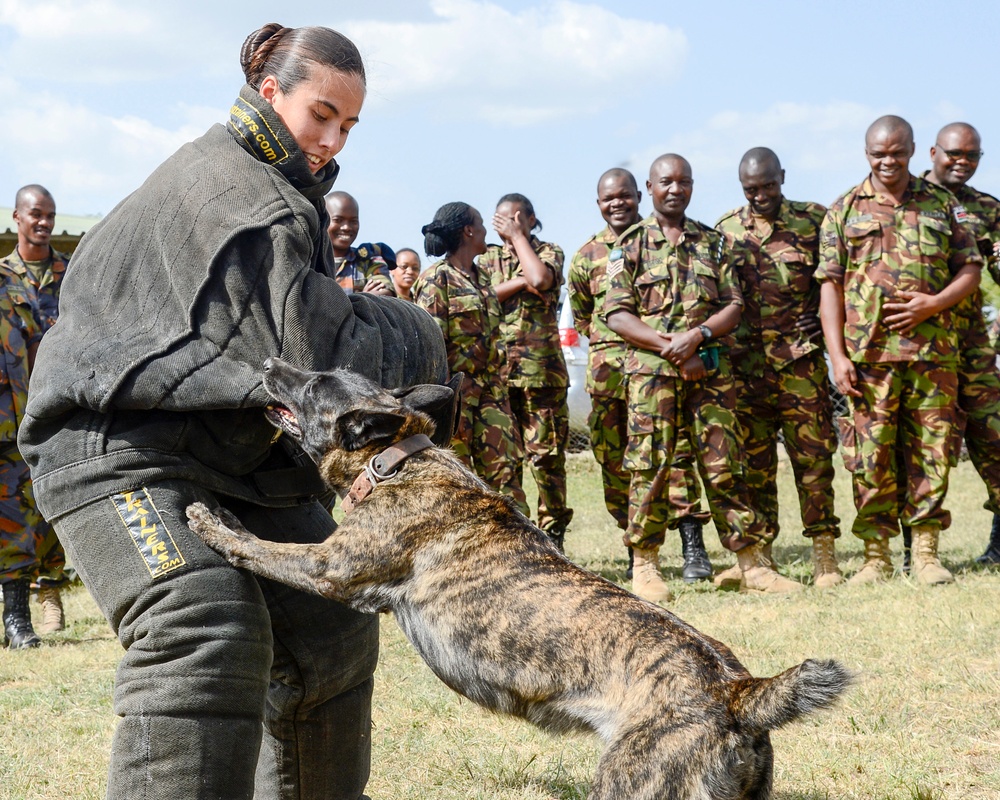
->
[2,453,999,799]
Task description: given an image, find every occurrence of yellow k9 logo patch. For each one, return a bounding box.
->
[112,488,187,579]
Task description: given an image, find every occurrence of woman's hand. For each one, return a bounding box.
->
[362,279,394,296]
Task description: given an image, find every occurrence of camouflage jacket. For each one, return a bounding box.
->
[412,258,507,404]
[567,225,630,396]
[603,214,743,377]
[0,246,69,333]
[0,282,39,444]
[920,171,1000,357]
[716,199,826,374]
[330,243,394,295]
[816,175,982,364]
[480,235,568,389]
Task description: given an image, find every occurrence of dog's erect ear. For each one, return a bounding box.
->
[337,410,407,451]
[390,375,463,447]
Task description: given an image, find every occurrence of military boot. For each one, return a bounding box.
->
[678,518,712,583]
[811,532,844,588]
[975,513,1000,565]
[910,526,954,585]
[901,524,912,574]
[37,585,66,634]
[714,540,776,589]
[630,546,673,604]
[736,542,804,594]
[848,536,893,585]
[3,579,42,649]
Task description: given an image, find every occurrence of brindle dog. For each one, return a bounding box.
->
[187,357,852,800]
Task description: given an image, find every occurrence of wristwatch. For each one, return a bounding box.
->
[698,324,713,342]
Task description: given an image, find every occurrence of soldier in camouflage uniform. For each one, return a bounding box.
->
[715,148,843,589]
[481,193,573,550]
[1,184,66,646]
[817,115,983,585]
[392,247,421,301]
[325,191,396,295]
[413,202,528,514]
[603,154,799,601]
[918,122,1000,566]
[568,168,712,582]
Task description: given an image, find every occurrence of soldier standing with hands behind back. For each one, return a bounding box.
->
[1,184,71,644]
[918,122,1000,566]
[715,149,843,589]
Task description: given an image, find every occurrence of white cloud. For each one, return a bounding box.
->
[2,79,218,213]
[344,0,687,123]
[0,0,231,83]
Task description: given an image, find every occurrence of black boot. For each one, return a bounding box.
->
[3,579,42,649]
[678,518,712,583]
[546,524,566,554]
[626,547,634,580]
[901,525,911,574]
[975,513,1000,565]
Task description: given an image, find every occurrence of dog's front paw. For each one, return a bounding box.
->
[186,502,252,555]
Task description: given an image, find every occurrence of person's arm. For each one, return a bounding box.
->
[566,251,594,338]
[819,280,860,398]
[882,263,980,335]
[660,303,742,367]
[412,268,450,339]
[493,211,555,293]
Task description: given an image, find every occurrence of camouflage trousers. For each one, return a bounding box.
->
[452,387,528,516]
[734,352,840,540]
[508,385,573,534]
[0,446,65,584]
[587,345,707,532]
[958,351,1000,514]
[622,364,761,551]
[841,361,957,540]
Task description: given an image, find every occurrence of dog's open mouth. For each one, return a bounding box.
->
[265,404,303,439]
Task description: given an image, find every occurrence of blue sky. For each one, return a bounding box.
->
[3,0,998,264]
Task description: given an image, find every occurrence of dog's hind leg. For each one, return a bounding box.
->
[588,722,712,800]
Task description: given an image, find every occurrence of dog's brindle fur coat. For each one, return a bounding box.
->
[187,359,851,800]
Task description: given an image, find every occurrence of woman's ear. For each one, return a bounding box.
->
[260,75,279,103]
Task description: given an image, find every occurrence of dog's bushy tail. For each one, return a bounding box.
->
[729,658,853,734]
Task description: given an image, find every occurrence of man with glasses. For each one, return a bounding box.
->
[817,115,983,585]
[918,122,1000,565]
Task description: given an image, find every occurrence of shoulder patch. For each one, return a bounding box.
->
[607,249,625,280]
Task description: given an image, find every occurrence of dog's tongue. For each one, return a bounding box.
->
[265,405,302,438]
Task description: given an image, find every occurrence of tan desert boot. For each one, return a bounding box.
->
[631,546,673,604]
[736,543,804,594]
[848,536,893,585]
[37,586,66,634]
[910,526,955,585]
[812,533,844,589]
[715,541,777,589]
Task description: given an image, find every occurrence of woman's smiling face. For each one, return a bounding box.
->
[261,64,365,173]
